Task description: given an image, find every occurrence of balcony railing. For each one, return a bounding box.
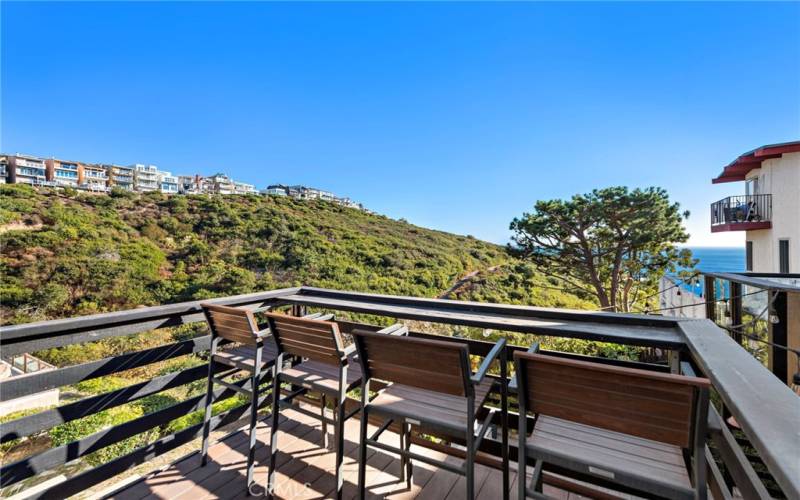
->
[0,287,797,499]
[711,194,772,232]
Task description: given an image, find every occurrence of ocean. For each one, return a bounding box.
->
[675,247,745,296]
[685,247,745,273]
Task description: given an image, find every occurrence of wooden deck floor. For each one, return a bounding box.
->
[103,404,580,500]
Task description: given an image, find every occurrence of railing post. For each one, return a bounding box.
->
[768,291,788,384]
[704,276,717,322]
[730,281,743,345]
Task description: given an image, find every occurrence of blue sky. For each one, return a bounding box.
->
[2,2,799,246]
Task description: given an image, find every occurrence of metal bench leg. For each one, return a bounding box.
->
[245,347,262,492]
[200,337,219,467]
[267,356,282,499]
[403,421,412,489]
[500,350,510,500]
[528,460,543,494]
[321,394,329,449]
[466,397,476,500]
[518,404,527,499]
[358,380,370,500]
[334,370,347,500]
[399,424,406,484]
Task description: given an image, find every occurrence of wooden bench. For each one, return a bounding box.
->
[514,349,711,500]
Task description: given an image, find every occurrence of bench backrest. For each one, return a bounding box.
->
[514,351,710,448]
[201,303,261,345]
[353,331,471,396]
[265,312,345,366]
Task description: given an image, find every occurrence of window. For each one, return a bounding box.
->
[746,178,759,196]
[779,239,790,274]
[746,241,753,272]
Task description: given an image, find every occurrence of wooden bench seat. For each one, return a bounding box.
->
[280,357,363,396]
[368,379,495,434]
[528,415,692,496]
[213,341,279,371]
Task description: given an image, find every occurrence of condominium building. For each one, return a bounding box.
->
[178,175,203,194]
[6,154,47,185]
[262,183,364,210]
[159,171,179,194]
[132,164,160,192]
[234,181,256,195]
[294,186,336,202]
[711,140,800,273]
[106,164,135,191]
[261,185,288,196]
[80,164,109,192]
[206,173,236,195]
[45,158,81,187]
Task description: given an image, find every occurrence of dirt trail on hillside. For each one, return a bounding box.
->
[438,265,501,299]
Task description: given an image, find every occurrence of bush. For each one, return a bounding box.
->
[49,405,157,466]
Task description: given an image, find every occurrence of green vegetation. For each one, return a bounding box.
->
[0,185,610,483]
[510,186,694,312]
[1,183,592,324]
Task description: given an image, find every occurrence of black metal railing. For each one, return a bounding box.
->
[711,194,772,226]
[0,287,796,499]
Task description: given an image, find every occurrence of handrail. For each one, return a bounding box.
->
[0,287,795,499]
[710,194,772,226]
[0,287,300,356]
[680,319,800,499]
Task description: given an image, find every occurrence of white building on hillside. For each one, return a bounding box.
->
[132,164,160,192]
[158,171,179,194]
[234,181,256,195]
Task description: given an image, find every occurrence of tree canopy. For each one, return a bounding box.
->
[509,186,695,312]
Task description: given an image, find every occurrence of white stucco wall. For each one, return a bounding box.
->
[745,152,800,273]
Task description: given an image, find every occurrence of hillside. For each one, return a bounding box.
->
[0,185,610,482]
[0,184,593,325]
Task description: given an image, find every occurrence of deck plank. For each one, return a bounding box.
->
[182,414,313,499]
[106,403,577,500]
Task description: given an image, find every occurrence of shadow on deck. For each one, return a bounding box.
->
[105,404,574,500]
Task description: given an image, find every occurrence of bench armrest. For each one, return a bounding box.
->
[471,337,507,385]
[508,342,540,392]
[377,323,408,336]
[342,343,357,359]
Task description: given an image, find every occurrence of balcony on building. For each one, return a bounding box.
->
[709,141,800,233]
[710,194,772,232]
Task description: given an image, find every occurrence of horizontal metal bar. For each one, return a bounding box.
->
[366,438,464,474]
[698,272,800,293]
[212,376,254,398]
[30,390,275,500]
[0,336,211,402]
[278,399,335,426]
[1,370,271,488]
[281,295,684,348]
[297,286,683,327]
[1,364,236,443]
[369,418,394,441]
[0,287,300,354]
